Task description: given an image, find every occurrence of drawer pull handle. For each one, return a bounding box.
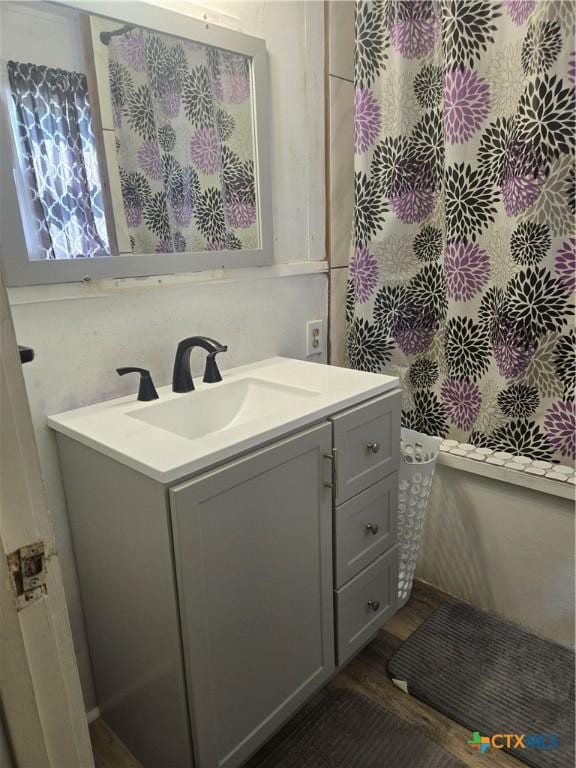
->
[367,600,380,612]
[366,523,379,535]
[367,441,380,454]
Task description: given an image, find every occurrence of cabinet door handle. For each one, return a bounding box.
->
[323,452,333,488]
[333,448,340,498]
[325,448,339,497]
[367,441,380,454]
[366,523,379,535]
[367,600,380,612]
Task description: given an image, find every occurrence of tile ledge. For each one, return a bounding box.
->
[438,447,575,502]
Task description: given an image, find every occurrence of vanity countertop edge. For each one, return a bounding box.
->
[48,357,400,484]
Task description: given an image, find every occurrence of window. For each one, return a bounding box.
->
[7,60,110,260]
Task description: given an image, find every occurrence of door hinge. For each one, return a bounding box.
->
[7,542,47,609]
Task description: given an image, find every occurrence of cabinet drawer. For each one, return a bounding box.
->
[335,546,398,666]
[331,392,401,504]
[334,473,398,588]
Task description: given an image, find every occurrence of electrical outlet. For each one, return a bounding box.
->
[306,319,324,357]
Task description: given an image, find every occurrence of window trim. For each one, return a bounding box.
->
[1,0,273,287]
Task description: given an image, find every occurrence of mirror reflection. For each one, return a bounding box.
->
[3,2,260,264]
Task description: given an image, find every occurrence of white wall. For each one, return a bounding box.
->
[326,1,354,366]
[417,465,575,647]
[7,0,327,709]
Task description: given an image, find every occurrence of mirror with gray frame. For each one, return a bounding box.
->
[0,1,271,286]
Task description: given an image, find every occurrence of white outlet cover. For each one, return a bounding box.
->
[306,319,323,357]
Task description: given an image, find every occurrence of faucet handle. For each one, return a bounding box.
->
[117,367,159,401]
[203,347,227,383]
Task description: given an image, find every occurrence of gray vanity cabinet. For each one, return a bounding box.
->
[55,388,401,768]
[169,423,335,768]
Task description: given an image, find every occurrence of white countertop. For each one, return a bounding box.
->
[48,357,399,483]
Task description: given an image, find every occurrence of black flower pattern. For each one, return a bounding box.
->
[445,163,498,240]
[166,44,188,93]
[521,22,562,75]
[497,384,540,418]
[183,66,213,128]
[488,420,554,461]
[108,60,133,113]
[517,75,575,162]
[510,221,551,265]
[477,117,516,185]
[158,124,176,152]
[373,284,411,332]
[226,231,243,250]
[403,392,449,438]
[120,170,151,210]
[478,286,506,328]
[216,108,235,141]
[173,231,186,252]
[567,163,576,215]
[414,65,443,109]
[144,34,170,97]
[354,171,387,246]
[414,226,442,262]
[346,279,355,324]
[143,191,170,240]
[126,85,156,141]
[355,0,388,88]
[444,316,490,381]
[408,358,439,389]
[409,111,444,185]
[553,330,576,398]
[410,263,448,323]
[347,317,394,372]
[221,147,256,205]
[506,267,572,335]
[442,1,501,68]
[195,187,226,241]
[370,136,417,197]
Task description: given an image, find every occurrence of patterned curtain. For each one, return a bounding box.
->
[107,29,257,254]
[348,0,575,465]
[8,61,110,260]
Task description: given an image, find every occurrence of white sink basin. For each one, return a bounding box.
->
[129,378,321,440]
[48,357,398,482]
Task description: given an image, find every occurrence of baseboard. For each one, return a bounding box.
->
[86,706,100,724]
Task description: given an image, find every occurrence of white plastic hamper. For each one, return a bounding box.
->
[397,428,440,607]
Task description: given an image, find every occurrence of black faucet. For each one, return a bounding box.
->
[172,336,228,393]
[117,367,159,401]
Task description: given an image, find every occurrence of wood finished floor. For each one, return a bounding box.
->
[90,581,524,768]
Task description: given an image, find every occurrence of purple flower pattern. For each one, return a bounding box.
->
[390,188,436,223]
[502,0,536,26]
[441,379,481,430]
[351,246,379,303]
[544,401,576,459]
[226,201,256,230]
[137,141,162,181]
[389,18,438,59]
[443,69,490,144]
[555,238,576,293]
[190,127,222,174]
[354,87,381,154]
[444,241,490,300]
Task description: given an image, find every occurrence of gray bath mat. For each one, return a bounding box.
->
[388,601,575,768]
[254,687,465,767]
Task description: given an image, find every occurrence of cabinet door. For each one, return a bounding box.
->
[170,423,335,768]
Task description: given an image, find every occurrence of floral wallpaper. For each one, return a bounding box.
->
[107,28,258,254]
[348,0,575,464]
